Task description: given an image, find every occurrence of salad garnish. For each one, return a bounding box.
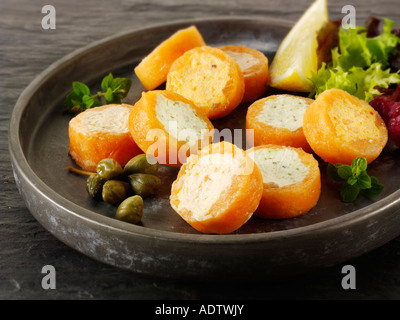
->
[310,18,400,102]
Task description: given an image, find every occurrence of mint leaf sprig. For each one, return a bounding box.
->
[327,157,384,203]
[64,73,132,114]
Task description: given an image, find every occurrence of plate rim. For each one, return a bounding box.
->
[8,15,400,246]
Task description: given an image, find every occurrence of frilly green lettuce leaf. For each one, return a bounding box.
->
[310,18,400,102]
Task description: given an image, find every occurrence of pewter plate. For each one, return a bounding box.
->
[9,17,400,280]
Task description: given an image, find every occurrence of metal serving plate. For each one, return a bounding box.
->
[9,17,400,280]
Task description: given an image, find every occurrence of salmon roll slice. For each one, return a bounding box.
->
[246,94,314,152]
[219,45,269,103]
[166,46,245,119]
[134,26,206,90]
[68,104,142,172]
[247,145,321,219]
[303,88,388,165]
[128,90,214,167]
[170,141,263,234]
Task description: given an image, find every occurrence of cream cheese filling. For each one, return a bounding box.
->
[176,153,242,220]
[257,95,309,131]
[155,93,208,145]
[248,147,309,188]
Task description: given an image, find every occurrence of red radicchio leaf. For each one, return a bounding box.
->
[370,84,400,146]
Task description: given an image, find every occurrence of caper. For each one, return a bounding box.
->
[115,195,143,224]
[86,175,106,198]
[102,180,130,205]
[96,158,123,180]
[128,173,161,197]
[124,154,159,176]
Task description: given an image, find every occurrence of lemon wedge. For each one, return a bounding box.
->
[269,0,329,92]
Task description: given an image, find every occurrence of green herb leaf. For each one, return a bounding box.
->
[347,177,358,186]
[337,165,352,180]
[357,171,372,189]
[327,157,384,202]
[352,157,368,172]
[64,73,132,114]
[363,176,384,198]
[81,94,94,108]
[64,91,85,113]
[327,163,344,182]
[341,182,360,203]
[112,77,132,101]
[72,81,90,96]
[101,73,113,92]
[104,87,114,103]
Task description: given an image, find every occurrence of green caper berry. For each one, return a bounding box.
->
[124,153,159,176]
[115,195,143,224]
[102,180,130,205]
[96,158,123,180]
[86,175,106,198]
[128,173,161,197]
